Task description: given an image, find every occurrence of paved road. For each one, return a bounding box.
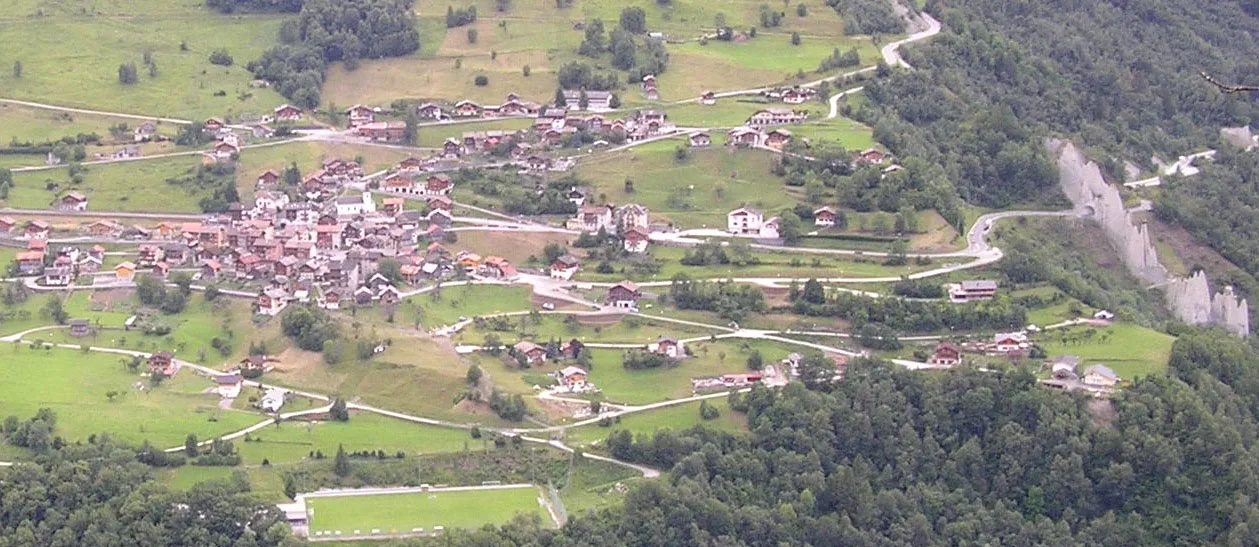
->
[11,136,312,173]
[827,86,866,120]
[0,98,194,125]
[881,12,943,69]
[0,207,206,221]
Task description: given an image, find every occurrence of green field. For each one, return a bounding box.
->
[0,11,287,119]
[236,413,477,464]
[583,339,793,404]
[24,291,288,369]
[0,347,264,447]
[0,102,162,144]
[565,397,746,447]
[576,244,925,283]
[400,284,535,327]
[573,145,800,229]
[7,154,208,212]
[306,486,550,533]
[1037,323,1175,380]
[454,313,717,346]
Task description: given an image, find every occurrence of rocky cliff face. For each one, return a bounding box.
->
[1048,139,1249,337]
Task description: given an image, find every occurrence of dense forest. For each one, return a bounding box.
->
[852,0,1259,206]
[385,330,1259,546]
[246,0,419,108]
[0,436,295,545]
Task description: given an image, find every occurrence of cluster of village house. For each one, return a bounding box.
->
[140,351,288,410]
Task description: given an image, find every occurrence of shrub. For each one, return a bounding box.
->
[474,74,489,86]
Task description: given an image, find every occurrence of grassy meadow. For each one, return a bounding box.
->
[1037,323,1175,381]
[564,398,745,447]
[0,347,264,447]
[236,413,477,464]
[0,10,287,119]
[306,486,550,533]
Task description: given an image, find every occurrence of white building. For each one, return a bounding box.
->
[335,193,376,218]
[727,207,764,235]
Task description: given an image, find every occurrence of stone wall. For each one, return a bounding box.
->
[1047,139,1249,336]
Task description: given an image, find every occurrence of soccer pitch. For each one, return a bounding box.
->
[305,485,551,534]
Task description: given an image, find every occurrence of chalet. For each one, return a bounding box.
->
[992,332,1029,354]
[398,156,425,172]
[571,206,613,233]
[381,173,416,193]
[623,226,650,253]
[781,87,814,104]
[643,85,660,101]
[649,337,681,358]
[426,195,453,211]
[204,118,224,131]
[213,142,239,159]
[152,262,170,278]
[27,239,47,252]
[550,255,580,280]
[201,259,223,280]
[137,244,164,267]
[423,174,454,196]
[454,100,482,117]
[377,284,400,305]
[727,127,765,147]
[354,285,375,305]
[427,208,453,227]
[1093,310,1116,321]
[114,261,137,281]
[273,104,303,122]
[86,220,124,236]
[558,366,588,386]
[1051,356,1080,379]
[43,266,72,287]
[479,256,518,279]
[858,148,887,164]
[1082,365,1120,387]
[727,207,765,235]
[513,341,547,366]
[15,251,44,276]
[257,169,281,187]
[689,132,712,147]
[616,204,650,231]
[561,90,613,111]
[345,104,375,127]
[524,155,551,174]
[747,108,807,126]
[605,280,641,309]
[564,187,587,207]
[55,191,88,212]
[700,91,716,105]
[498,97,538,116]
[765,128,792,149]
[417,103,446,120]
[0,217,14,233]
[149,351,178,377]
[214,374,244,398]
[257,287,289,316]
[814,206,837,227]
[78,254,102,274]
[356,121,407,142]
[535,108,567,130]
[928,343,962,366]
[69,319,91,337]
[283,240,314,260]
[443,138,464,157]
[254,190,290,212]
[949,280,999,303]
[458,252,482,271]
[382,197,405,215]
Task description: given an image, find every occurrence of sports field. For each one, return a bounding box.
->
[305,485,551,534]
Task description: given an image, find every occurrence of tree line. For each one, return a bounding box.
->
[410,329,1259,546]
[245,0,420,108]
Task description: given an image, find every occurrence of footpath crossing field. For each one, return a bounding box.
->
[306,485,551,535]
